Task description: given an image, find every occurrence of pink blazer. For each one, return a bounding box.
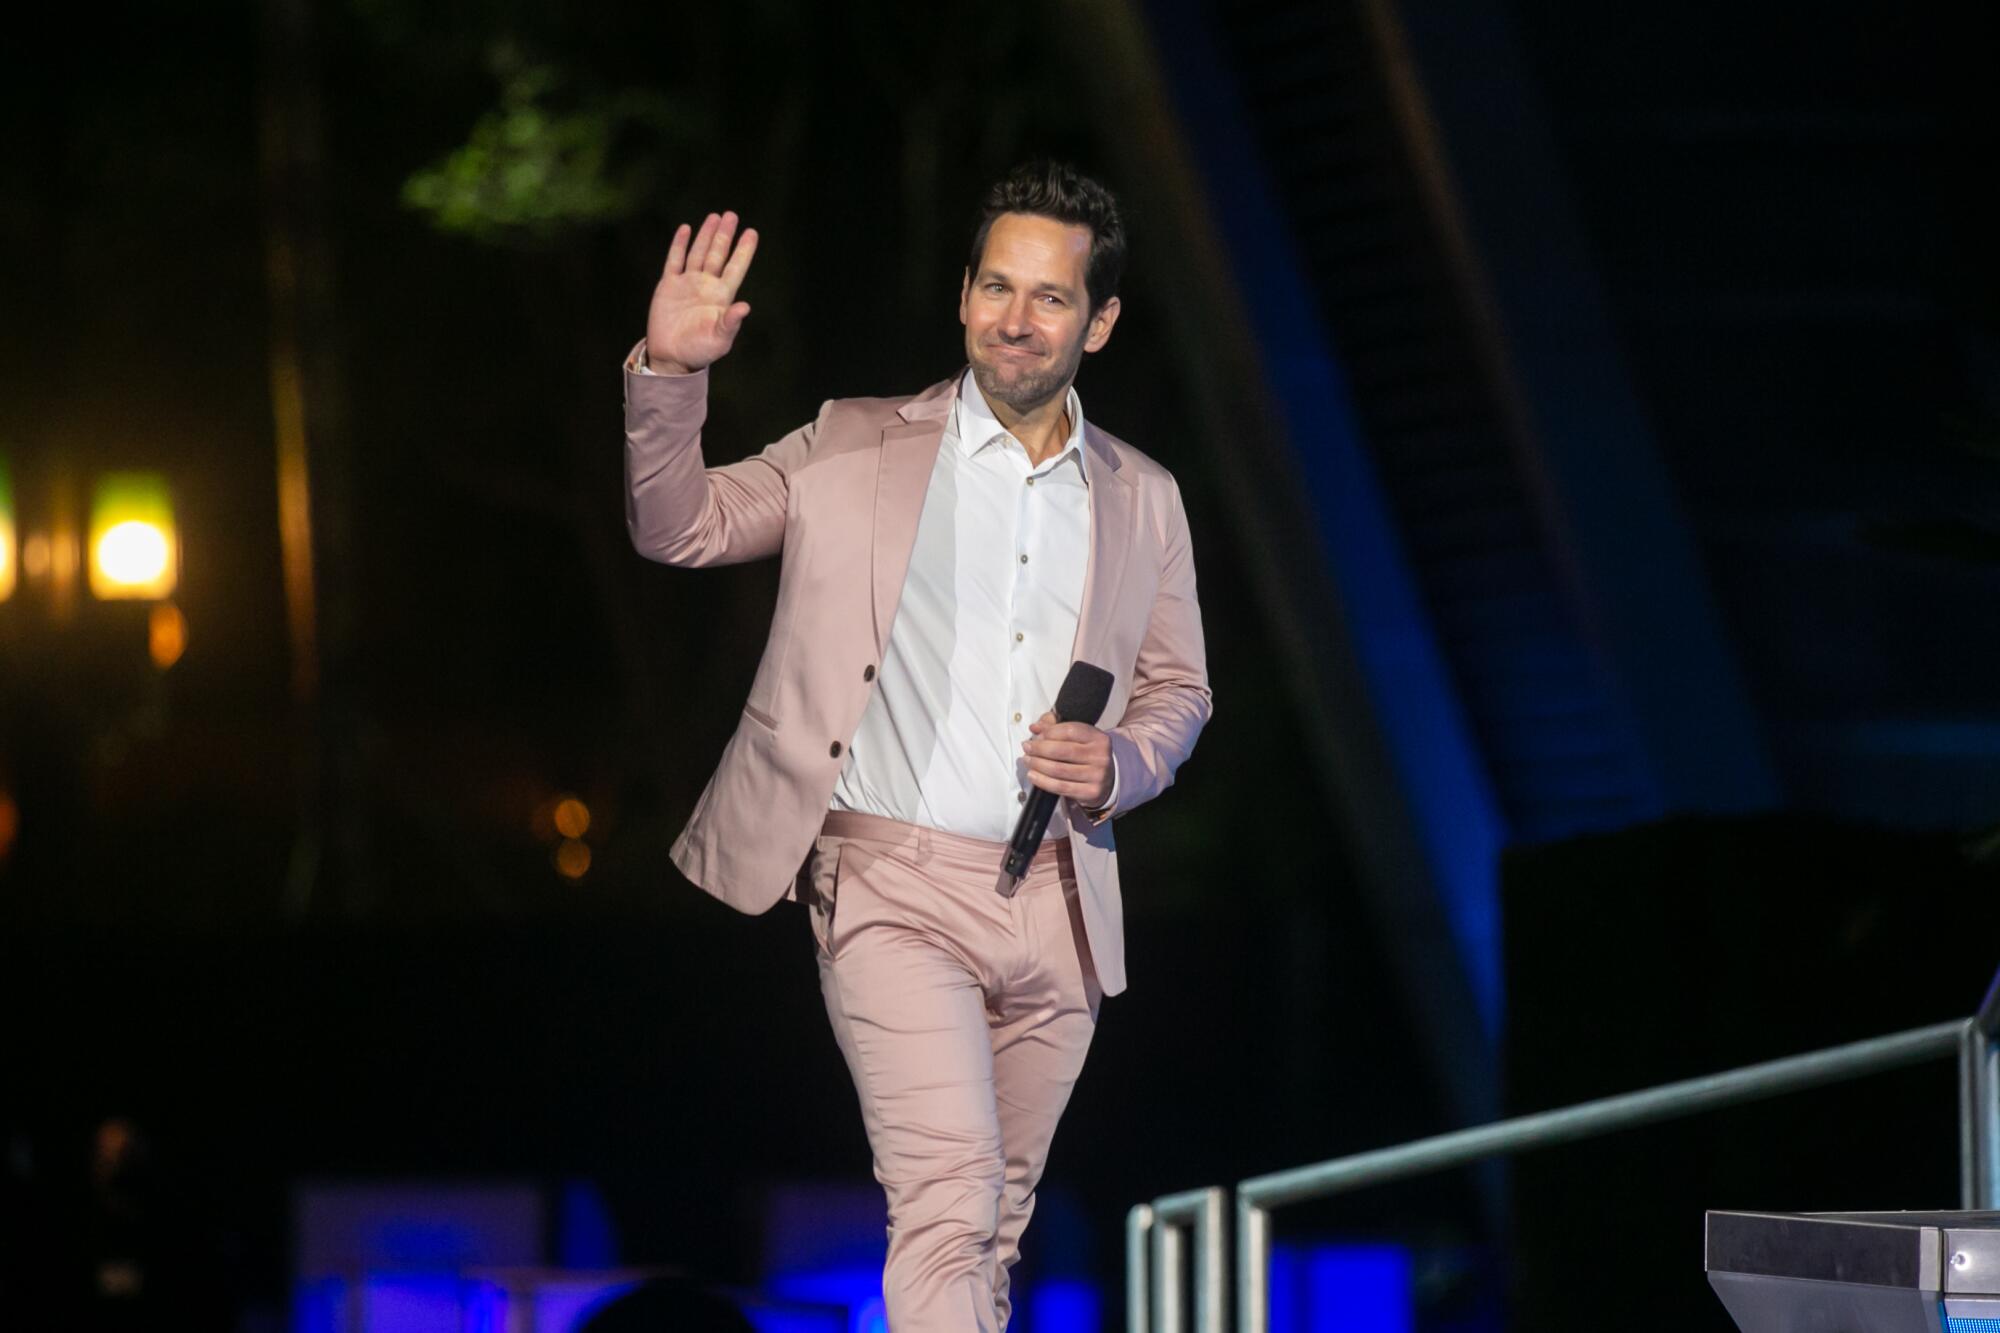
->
[623,360,1212,995]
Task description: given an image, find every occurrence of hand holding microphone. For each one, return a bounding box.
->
[1003,662,1115,892]
[1022,712,1115,808]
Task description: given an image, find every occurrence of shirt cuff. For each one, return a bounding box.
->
[1084,751,1120,823]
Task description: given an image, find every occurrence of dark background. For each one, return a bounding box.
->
[2,0,1997,1328]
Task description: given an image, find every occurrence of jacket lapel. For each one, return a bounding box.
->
[1070,420,1137,672]
[869,374,1139,673]
[871,375,957,656]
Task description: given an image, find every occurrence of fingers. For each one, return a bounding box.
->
[720,226,758,295]
[718,301,751,338]
[704,211,738,275]
[1024,763,1102,801]
[1025,744,1103,774]
[687,212,721,273]
[1025,770,1081,798]
[676,211,753,285]
[1023,716,1107,790]
[1025,753,1100,782]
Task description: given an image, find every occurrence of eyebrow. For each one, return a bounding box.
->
[978,269,1079,299]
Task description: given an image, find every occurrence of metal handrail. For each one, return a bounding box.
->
[1128,966,2000,1333]
[1131,1187,1226,1333]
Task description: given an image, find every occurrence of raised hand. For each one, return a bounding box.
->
[645,210,758,374]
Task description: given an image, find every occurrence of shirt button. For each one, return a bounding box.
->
[1017,791,1027,804]
[829,741,843,758]
[1019,553,1029,564]
[862,665,875,681]
[1015,632,1024,643]
[1013,712,1022,723]
[1026,477,1036,487]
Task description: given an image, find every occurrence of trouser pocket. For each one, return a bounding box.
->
[802,833,845,958]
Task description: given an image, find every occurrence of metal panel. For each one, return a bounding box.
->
[1709,1270,1944,1333]
[1705,1211,1938,1290]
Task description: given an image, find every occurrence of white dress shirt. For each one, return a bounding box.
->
[631,352,1118,843]
[828,368,1116,841]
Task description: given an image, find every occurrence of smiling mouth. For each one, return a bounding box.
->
[988,345,1041,360]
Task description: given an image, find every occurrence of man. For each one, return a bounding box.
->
[623,161,1211,1330]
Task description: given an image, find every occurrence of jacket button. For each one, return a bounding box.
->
[862,665,875,682]
[830,741,843,758]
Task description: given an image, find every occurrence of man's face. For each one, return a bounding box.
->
[960,212,1121,415]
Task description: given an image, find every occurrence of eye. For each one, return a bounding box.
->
[985,283,1005,294]
[1040,295,1063,307]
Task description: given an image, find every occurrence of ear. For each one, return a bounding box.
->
[959,269,971,326]
[1083,295,1121,354]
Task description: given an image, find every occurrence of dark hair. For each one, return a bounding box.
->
[968,160,1126,315]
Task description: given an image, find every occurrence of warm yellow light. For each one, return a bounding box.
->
[554,839,592,879]
[149,603,188,670]
[553,796,591,840]
[0,458,12,602]
[88,472,177,600]
[98,521,171,586]
[22,534,49,579]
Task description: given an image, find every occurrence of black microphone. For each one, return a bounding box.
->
[1001,661,1115,894]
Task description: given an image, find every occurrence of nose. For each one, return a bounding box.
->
[998,294,1034,339]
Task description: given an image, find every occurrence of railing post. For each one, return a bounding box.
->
[1960,1019,1980,1209]
[1984,1020,2000,1209]
[1236,1192,1270,1333]
[1148,1186,1228,1333]
[1128,1203,1156,1333]
[1975,968,2000,1208]
[1151,1215,1185,1333]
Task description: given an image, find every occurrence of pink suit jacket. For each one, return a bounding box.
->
[623,359,1212,996]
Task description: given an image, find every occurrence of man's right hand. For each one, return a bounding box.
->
[644,210,758,375]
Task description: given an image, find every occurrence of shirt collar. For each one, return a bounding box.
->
[954,368,1089,481]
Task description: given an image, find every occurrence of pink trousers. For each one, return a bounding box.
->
[800,809,1103,1332]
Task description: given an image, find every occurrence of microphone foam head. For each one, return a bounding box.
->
[1054,661,1115,727]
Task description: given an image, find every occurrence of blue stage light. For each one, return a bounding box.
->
[763,1266,887,1333]
[1268,1242,1413,1333]
[1029,1277,1103,1332]
[356,1274,465,1332]
[293,1276,346,1333]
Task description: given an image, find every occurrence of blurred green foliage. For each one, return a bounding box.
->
[400,45,699,245]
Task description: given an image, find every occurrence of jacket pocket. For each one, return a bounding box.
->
[742,701,779,731]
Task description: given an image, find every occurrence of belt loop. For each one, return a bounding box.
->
[915,824,931,862]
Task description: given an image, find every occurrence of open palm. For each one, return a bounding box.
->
[645,210,758,373]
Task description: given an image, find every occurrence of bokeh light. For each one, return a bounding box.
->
[553,839,591,880]
[0,458,14,603]
[552,796,591,840]
[149,602,188,670]
[98,521,171,588]
[88,473,178,600]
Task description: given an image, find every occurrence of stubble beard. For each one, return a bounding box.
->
[969,334,1086,417]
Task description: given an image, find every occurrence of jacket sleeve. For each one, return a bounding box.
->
[623,343,821,568]
[1090,477,1213,822]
